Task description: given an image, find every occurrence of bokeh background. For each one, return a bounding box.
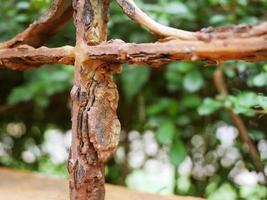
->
[1,0,267,199]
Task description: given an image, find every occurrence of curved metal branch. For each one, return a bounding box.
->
[0,0,73,49]
[116,0,197,40]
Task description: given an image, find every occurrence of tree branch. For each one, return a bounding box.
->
[213,67,267,184]
[0,0,73,49]
[116,0,197,40]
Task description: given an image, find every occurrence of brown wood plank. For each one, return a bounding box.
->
[0,168,204,200]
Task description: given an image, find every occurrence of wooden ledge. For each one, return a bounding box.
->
[0,168,203,200]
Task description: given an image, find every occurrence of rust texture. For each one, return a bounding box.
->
[1,22,267,71]
[0,46,74,70]
[83,32,267,67]
[1,21,267,70]
[69,0,121,200]
[116,0,136,18]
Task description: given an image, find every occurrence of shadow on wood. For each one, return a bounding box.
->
[0,168,204,200]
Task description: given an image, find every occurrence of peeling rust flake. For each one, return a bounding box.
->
[83,0,92,26]
[87,66,121,162]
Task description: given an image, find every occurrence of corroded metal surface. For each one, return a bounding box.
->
[1,22,267,70]
[69,0,121,199]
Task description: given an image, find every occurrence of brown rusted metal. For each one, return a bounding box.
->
[1,31,267,70]
[69,0,120,199]
[0,46,74,70]
[1,22,267,70]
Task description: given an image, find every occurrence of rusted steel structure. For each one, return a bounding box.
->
[0,0,266,199]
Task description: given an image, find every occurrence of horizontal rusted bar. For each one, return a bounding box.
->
[0,46,74,70]
[84,36,267,66]
[1,22,267,70]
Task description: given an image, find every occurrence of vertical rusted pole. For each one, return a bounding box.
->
[69,0,121,199]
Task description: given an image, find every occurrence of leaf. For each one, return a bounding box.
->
[209,14,230,25]
[239,16,258,25]
[163,2,188,15]
[257,95,267,110]
[235,92,258,108]
[183,70,204,92]
[208,183,237,200]
[156,121,176,144]
[176,115,191,126]
[166,99,179,117]
[147,98,170,115]
[228,92,266,116]
[181,95,202,109]
[17,2,30,10]
[8,87,34,104]
[120,65,150,101]
[198,98,222,116]
[125,168,175,195]
[249,130,265,141]
[162,2,193,20]
[7,65,73,107]
[169,140,187,166]
[252,73,267,87]
[165,63,182,91]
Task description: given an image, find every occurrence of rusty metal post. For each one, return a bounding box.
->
[69,1,121,199]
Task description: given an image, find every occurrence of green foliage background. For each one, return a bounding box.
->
[0,0,267,199]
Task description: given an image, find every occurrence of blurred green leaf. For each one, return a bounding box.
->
[120,65,150,101]
[239,16,258,25]
[183,70,204,92]
[251,73,267,87]
[231,92,258,108]
[163,2,192,19]
[16,1,30,10]
[257,95,267,110]
[147,98,170,115]
[169,140,187,166]
[198,98,222,116]
[249,130,265,141]
[8,65,73,107]
[209,14,230,25]
[8,87,34,104]
[181,95,202,109]
[208,183,237,200]
[240,184,267,200]
[156,121,176,144]
[228,92,266,115]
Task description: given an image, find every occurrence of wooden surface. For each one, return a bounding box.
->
[0,168,204,200]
